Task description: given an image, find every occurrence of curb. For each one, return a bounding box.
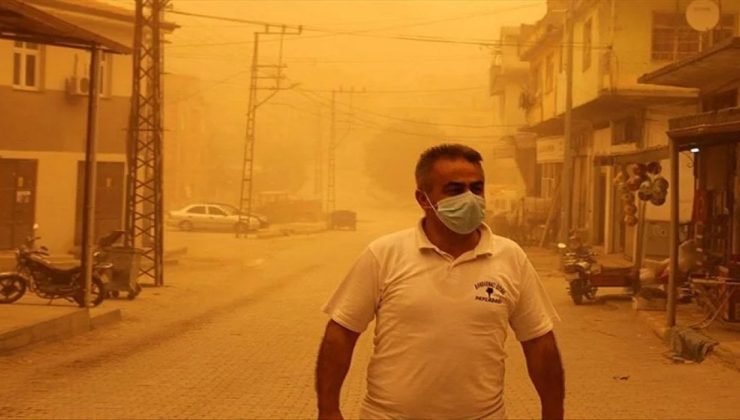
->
[636,309,740,370]
[90,308,122,329]
[0,306,123,354]
[0,308,89,354]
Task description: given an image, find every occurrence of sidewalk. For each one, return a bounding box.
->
[530,245,740,370]
[637,301,740,370]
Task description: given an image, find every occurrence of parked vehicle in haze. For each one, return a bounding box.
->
[167,203,268,233]
[557,235,639,305]
[0,233,108,307]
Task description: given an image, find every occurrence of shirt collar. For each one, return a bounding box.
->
[415,218,494,257]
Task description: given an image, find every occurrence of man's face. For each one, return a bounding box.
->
[418,158,485,207]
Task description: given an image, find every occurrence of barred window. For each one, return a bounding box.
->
[652,12,737,61]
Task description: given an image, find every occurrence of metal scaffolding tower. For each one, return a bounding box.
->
[237,25,302,237]
[125,0,168,286]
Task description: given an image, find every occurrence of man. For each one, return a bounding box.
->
[316,144,564,419]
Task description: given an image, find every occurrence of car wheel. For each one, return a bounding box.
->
[179,220,193,232]
[234,222,248,234]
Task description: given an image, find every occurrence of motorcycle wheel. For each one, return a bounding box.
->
[569,278,585,305]
[0,276,26,304]
[73,276,106,308]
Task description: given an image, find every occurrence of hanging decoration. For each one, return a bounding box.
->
[612,161,669,227]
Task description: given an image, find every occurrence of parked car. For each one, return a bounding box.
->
[167,203,268,233]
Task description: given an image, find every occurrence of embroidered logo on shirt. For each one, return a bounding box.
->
[474,280,506,304]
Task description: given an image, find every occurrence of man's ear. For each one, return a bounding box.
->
[415,189,432,209]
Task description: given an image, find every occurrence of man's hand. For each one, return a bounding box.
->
[316,320,360,420]
[521,331,565,420]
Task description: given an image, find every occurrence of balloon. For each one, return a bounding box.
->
[626,176,641,191]
[632,163,647,176]
[647,161,662,175]
[651,195,666,206]
[653,176,669,191]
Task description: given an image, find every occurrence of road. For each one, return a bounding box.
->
[1,209,738,419]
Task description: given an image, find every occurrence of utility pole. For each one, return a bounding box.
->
[126,0,167,286]
[326,87,360,219]
[559,0,575,242]
[314,107,323,198]
[327,90,337,217]
[237,25,302,237]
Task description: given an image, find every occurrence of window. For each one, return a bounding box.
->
[209,206,228,216]
[545,54,554,93]
[98,53,112,96]
[611,115,642,145]
[12,42,41,89]
[582,18,592,71]
[187,206,207,214]
[652,13,737,61]
[531,63,542,97]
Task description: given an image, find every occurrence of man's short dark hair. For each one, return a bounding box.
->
[415,143,483,191]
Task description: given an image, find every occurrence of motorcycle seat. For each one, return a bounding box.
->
[30,256,81,276]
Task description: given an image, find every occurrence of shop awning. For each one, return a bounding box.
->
[593,145,669,166]
[520,87,697,136]
[0,0,131,53]
[638,37,740,92]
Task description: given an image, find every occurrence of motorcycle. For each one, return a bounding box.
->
[0,235,111,307]
[557,239,640,305]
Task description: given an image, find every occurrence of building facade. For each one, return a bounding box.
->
[0,0,136,253]
[517,0,739,258]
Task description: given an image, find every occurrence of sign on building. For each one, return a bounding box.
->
[536,136,564,163]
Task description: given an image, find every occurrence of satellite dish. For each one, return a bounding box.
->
[686,0,720,32]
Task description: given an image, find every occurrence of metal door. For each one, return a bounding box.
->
[75,161,125,245]
[0,159,37,250]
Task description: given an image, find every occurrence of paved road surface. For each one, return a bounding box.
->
[2,210,738,419]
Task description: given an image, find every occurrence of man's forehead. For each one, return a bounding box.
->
[431,158,483,179]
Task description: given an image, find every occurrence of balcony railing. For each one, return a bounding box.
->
[669,107,740,131]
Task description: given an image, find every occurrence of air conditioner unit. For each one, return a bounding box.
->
[65,76,90,97]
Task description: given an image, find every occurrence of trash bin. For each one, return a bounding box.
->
[102,246,143,300]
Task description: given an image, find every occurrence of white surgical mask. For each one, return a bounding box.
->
[422,190,486,235]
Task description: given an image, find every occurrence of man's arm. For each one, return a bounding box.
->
[316,320,361,420]
[521,331,565,420]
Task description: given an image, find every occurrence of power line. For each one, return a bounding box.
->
[164,5,547,48]
[296,89,508,130]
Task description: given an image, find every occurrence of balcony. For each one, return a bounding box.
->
[668,107,740,140]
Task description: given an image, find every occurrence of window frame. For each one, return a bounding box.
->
[12,42,42,91]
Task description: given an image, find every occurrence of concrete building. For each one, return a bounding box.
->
[517,0,739,258]
[0,0,135,253]
[0,0,175,254]
[639,36,740,322]
[489,26,533,199]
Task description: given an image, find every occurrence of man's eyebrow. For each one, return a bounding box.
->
[443,181,483,188]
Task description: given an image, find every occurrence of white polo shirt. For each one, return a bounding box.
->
[322,220,559,420]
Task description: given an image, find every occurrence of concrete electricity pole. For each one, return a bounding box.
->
[237,25,302,237]
[326,87,360,218]
[559,0,575,242]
